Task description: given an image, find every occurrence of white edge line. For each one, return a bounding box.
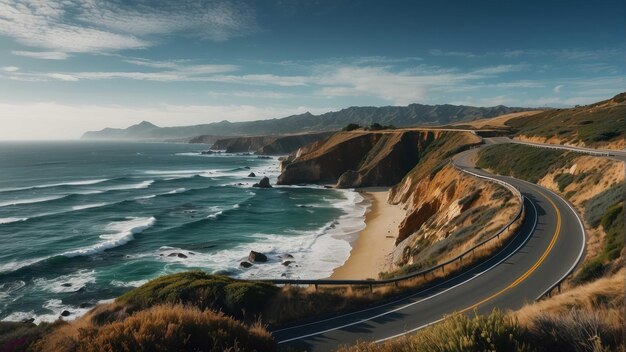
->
[276,198,538,344]
[533,186,586,300]
[272,163,522,334]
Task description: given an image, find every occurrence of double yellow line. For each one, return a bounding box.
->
[461,189,562,313]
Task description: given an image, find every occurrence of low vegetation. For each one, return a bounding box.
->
[506,92,626,149]
[476,144,572,183]
[33,304,275,352]
[340,309,527,352]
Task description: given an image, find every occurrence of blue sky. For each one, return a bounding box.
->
[0,0,624,139]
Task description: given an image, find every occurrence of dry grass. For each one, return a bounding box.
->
[33,304,275,352]
[339,309,528,352]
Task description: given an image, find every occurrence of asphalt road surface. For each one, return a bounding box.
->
[273,147,586,351]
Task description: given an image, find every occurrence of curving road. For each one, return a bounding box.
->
[273,147,586,351]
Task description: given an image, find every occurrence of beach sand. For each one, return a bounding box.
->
[330,187,405,280]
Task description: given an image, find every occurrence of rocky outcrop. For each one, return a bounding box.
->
[389,164,520,267]
[248,251,268,262]
[252,177,272,188]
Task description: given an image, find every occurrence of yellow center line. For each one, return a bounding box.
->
[459,188,562,313]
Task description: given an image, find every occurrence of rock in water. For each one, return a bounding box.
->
[248,172,256,177]
[177,253,188,259]
[60,310,71,317]
[248,251,268,262]
[252,176,272,188]
[282,261,294,266]
[240,261,253,268]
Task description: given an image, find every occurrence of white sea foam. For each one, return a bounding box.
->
[111,279,149,288]
[103,180,154,191]
[33,269,96,293]
[1,299,95,324]
[0,195,66,207]
[0,217,28,224]
[0,179,109,193]
[62,217,156,257]
[71,203,108,211]
[158,189,369,280]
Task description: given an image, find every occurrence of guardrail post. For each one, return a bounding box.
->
[557,282,561,294]
[394,281,399,288]
[369,283,373,293]
[441,265,445,273]
[314,283,318,291]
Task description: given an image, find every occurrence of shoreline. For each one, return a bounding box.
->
[330,187,405,280]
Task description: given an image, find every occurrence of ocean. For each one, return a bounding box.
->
[0,141,366,323]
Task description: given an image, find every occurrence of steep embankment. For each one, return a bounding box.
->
[476,144,624,285]
[278,130,520,275]
[207,132,334,155]
[278,130,481,187]
[506,92,626,150]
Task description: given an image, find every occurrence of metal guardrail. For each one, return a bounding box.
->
[514,140,613,157]
[259,160,525,291]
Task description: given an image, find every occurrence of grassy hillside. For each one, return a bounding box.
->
[505,92,626,149]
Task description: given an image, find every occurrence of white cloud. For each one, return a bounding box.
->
[472,64,529,75]
[12,50,69,60]
[0,101,333,140]
[554,84,563,93]
[2,66,19,72]
[0,0,256,53]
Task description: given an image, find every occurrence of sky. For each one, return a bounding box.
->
[0,0,624,140]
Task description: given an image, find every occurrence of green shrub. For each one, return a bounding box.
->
[553,173,574,192]
[573,259,606,285]
[117,271,278,319]
[583,184,624,228]
[343,123,361,131]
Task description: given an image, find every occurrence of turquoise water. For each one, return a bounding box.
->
[0,141,366,323]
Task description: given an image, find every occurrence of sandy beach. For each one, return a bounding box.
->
[330,187,405,280]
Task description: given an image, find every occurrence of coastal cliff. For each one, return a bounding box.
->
[277,129,520,270]
[208,132,334,155]
[277,130,466,187]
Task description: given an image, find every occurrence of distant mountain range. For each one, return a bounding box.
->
[81,103,533,141]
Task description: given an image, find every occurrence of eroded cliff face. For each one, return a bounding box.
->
[277,130,478,187]
[277,129,518,272]
[389,164,520,266]
[210,132,334,155]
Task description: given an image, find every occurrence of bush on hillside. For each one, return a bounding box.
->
[114,271,278,319]
[35,304,275,352]
[343,123,362,131]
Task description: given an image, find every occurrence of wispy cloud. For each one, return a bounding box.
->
[1,66,19,72]
[553,84,563,93]
[12,50,70,60]
[0,0,257,55]
[429,49,478,58]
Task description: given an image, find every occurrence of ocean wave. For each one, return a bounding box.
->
[156,189,369,280]
[62,217,156,257]
[0,217,28,224]
[0,179,109,193]
[0,195,67,208]
[102,180,154,191]
[1,298,94,324]
[33,269,96,293]
[71,203,109,211]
